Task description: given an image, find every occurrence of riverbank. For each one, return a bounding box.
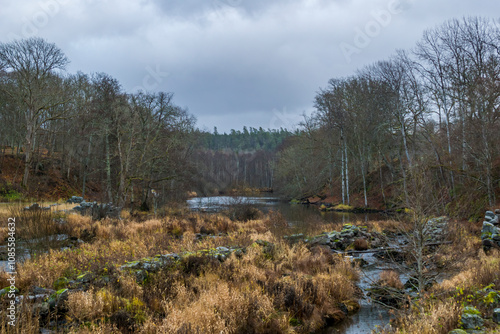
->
[0,201,498,333]
[292,195,393,215]
[0,206,362,333]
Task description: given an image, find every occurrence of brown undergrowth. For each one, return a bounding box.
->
[379,220,500,334]
[0,208,360,333]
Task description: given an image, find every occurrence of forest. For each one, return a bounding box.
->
[1,15,500,334]
[0,37,292,207]
[2,17,499,218]
[274,16,500,218]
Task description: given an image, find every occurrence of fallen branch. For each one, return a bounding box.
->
[332,241,453,255]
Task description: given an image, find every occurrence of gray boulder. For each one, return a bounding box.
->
[284,234,305,243]
[24,203,50,211]
[485,211,496,220]
[48,288,69,310]
[482,222,498,235]
[73,201,121,220]
[482,238,495,250]
[448,330,467,334]
[461,306,483,330]
[66,196,84,204]
[493,308,500,324]
[309,235,332,246]
[490,216,499,225]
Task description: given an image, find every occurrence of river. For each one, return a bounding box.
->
[187,196,393,333]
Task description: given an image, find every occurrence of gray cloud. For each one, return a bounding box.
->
[1,0,499,132]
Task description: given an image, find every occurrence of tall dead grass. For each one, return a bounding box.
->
[383,299,460,334]
[379,270,404,290]
[1,209,362,333]
[0,299,39,334]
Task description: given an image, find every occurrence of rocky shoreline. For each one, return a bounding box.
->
[481,209,500,252]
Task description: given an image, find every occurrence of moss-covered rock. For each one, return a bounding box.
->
[460,306,483,330]
[0,286,18,298]
[448,329,468,334]
[283,234,305,243]
[493,308,500,324]
[48,288,69,311]
[76,271,93,283]
[332,204,354,211]
[53,276,69,290]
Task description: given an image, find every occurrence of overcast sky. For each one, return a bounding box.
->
[1,0,499,132]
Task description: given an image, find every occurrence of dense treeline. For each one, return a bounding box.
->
[2,16,499,217]
[192,128,292,194]
[275,17,500,217]
[197,126,292,151]
[0,37,196,208]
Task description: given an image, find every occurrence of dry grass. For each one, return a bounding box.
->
[67,288,105,323]
[0,299,39,334]
[367,219,408,234]
[145,242,359,333]
[383,299,460,334]
[0,204,11,219]
[354,238,369,250]
[379,270,404,290]
[160,278,287,333]
[437,248,500,293]
[379,220,499,334]
[0,209,361,334]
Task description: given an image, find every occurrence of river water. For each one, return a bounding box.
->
[187,196,393,333]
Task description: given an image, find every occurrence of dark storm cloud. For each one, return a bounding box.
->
[1,0,499,132]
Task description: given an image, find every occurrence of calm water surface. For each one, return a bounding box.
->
[187,196,393,333]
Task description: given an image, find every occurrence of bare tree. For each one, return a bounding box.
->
[0,37,69,187]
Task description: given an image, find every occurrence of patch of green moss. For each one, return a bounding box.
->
[462,306,481,316]
[53,277,69,290]
[448,329,468,334]
[0,287,18,297]
[333,204,354,211]
[0,183,23,201]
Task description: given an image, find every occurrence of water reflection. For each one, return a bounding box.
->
[187,196,393,334]
[187,196,384,232]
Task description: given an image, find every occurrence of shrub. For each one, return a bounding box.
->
[332,204,354,211]
[353,238,369,251]
[0,182,23,202]
[67,288,104,323]
[9,206,61,257]
[379,270,404,289]
[225,204,263,222]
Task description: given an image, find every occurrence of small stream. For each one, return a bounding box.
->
[187,196,394,333]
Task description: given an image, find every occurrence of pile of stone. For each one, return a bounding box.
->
[301,224,386,251]
[66,196,84,204]
[23,203,51,211]
[448,303,500,332]
[120,246,245,281]
[72,201,97,215]
[423,216,449,242]
[72,200,121,220]
[481,210,500,252]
